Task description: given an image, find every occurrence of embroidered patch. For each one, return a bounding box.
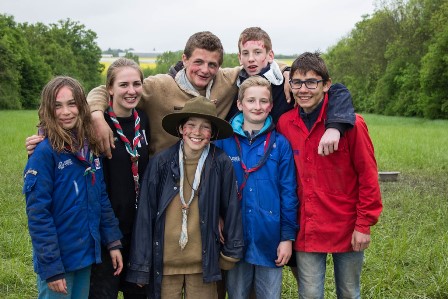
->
[24,169,37,179]
[229,155,241,162]
[94,158,101,170]
[58,159,73,170]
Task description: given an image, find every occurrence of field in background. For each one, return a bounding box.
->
[101,57,157,75]
[100,57,294,75]
[1,111,447,298]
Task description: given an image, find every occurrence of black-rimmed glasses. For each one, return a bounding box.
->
[289,79,323,90]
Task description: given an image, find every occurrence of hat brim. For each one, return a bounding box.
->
[162,112,233,140]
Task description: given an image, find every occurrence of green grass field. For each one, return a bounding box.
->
[0,111,447,298]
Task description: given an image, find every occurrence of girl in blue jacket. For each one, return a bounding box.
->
[23,76,123,299]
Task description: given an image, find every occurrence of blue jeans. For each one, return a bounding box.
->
[37,266,91,299]
[226,261,282,299]
[296,251,364,299]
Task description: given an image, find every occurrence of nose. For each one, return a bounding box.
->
[298,83,308,92]
[127,85,136,94]
[62,105,71,114]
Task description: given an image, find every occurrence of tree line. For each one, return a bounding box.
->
[0,15,103,109]
[324,0,448,119]
[2,1,447,119]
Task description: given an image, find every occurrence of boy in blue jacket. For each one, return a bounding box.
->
[215,76,298,299]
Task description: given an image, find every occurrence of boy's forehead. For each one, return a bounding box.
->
[292,69,321,79]
[240,40,266,49]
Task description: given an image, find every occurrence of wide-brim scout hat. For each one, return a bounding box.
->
[162,96,233,140]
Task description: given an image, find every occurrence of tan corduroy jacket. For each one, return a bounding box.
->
[87,68,240,155]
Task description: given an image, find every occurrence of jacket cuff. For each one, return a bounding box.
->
[107,240,122,250]
[219,252,239,270]
[325,122,351,136]
[46,273,65,283]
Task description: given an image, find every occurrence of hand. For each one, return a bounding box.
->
[351,230,371,251]
[47,278,67,294]
[218,216,225,244]
[275,240,292,267]
[25,135,45,156]
[318,128,340,156]
[283,69,292,103]
[110,249,123,276]
[91,111,115,159]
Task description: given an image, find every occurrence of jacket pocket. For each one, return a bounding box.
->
[22,169,38,194]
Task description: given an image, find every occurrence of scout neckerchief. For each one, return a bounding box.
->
[107,101,141,208]
[65,141,96,185]
[178,141,210,250]
[233,131,274,200]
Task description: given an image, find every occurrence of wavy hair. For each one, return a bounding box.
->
[37,76,100,155]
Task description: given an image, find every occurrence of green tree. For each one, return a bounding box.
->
[0,15,23,109]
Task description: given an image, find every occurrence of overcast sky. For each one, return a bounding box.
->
[1,0,377,55]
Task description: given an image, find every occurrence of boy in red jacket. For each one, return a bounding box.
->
[277,52,383,299]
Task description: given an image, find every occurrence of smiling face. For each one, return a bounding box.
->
[182,48,221,91]
[54,86,79,130]
[179,117,213,158]
[237,85,272,131]
[290,70,331,113]
[238,40,274,76]
[108,66,143,117]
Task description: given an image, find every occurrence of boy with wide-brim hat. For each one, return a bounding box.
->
[127,96,243,299]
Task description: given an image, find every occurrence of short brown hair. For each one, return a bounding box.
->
[238,27,272,53]
[290,52,330,84]
[238,76,272,103]
[184,31,224,65]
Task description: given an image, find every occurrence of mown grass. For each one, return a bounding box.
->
[0,111,447,298]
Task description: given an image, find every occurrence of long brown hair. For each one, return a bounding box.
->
[38,76,100,155]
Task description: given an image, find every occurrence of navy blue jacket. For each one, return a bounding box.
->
[126,141,244,299]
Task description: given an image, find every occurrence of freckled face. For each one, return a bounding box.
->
[179,117,213,157]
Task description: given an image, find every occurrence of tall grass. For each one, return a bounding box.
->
[0,111,447,298]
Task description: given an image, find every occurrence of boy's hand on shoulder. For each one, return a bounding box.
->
[283,69,292,103]
[275,240,293,267]
[318,128,340,156]
[91,110,115,159]
[25,134,45,156]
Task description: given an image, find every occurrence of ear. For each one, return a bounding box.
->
[178,124,184,135]
[323,78,332,93]
[238,53,243,66]
[181,54,188,67]
[267,50,274,63]
[108,87,114,97]
[236,100,243,111]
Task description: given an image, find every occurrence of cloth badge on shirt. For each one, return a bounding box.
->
[94,158,101,170]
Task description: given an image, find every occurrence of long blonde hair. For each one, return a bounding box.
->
[37,76,100,155]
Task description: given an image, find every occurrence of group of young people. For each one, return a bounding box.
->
[24,27,382,299]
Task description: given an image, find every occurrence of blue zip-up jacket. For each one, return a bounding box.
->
[215,113,298,268]
[23,139,122,281]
